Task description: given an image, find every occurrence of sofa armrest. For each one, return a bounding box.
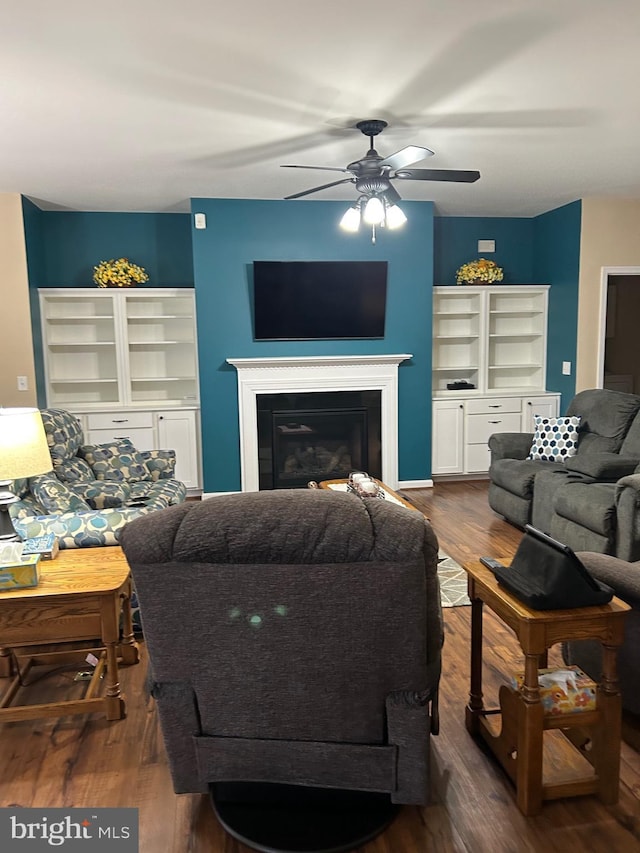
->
[139,449,177,480]
[577,552,640,608]
[614,474,640,562]
[488,432,534,463]
[565,453,640,481]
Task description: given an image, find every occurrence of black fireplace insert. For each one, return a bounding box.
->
[257,391,382,490]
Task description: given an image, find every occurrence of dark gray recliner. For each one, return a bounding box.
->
[563,551,640,716]
[120,489,443,848]
[489,389,640,530]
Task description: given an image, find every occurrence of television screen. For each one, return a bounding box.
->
[253,260,388,341]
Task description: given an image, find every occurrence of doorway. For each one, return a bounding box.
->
[598,267,640,393]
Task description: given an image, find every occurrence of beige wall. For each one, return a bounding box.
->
[577,198,640,390]
[0,193,37,407]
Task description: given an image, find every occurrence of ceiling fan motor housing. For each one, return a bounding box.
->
[356,119,388,138]
[355,177,391,195]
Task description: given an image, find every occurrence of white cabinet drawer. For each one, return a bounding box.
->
[465,397,521,415]
[466,412,522,444]
[87,426,155,451]
[86,411,153,430]
[465,442,492,473]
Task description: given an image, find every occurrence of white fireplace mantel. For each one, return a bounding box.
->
[227,354,412,492]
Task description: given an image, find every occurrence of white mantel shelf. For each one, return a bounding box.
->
[227,354,412,492]
[227,355,413,370]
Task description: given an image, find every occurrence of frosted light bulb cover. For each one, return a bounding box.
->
[363,197,385,225]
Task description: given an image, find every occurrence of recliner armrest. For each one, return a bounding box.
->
[577,552,640,608]
[139,449,177,480]
[565,453,640,481]
[488,432,534,462]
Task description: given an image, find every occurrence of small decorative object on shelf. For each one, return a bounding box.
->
[455,258,504,285]
[446,380,475,390]
[347,471,385,500]
[93,257,149,288]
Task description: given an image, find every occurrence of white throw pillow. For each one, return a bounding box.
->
[528,415,581,463]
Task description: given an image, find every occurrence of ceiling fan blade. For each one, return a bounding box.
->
[384,183,403,204]
[379,145,434,171]
[284,177,355,200]
[395,169,481,183]
[281,164,351,174]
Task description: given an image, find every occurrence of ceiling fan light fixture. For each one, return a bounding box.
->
[363,196,385,226]
[339,204,361,232]
[385,203,407,230]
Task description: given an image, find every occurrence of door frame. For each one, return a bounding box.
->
[598,265,640,388]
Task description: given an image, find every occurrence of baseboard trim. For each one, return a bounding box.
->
[201,491,241,499]
[397,479,434,489]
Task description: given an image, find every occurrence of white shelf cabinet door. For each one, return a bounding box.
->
[125,291,199,407]
[522,395,561,433]
[39,290,125,407]
[486,287,548,393]
[432,400,465,475]
[156,409,200,490]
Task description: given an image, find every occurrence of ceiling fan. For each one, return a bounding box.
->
[281,118,480,202]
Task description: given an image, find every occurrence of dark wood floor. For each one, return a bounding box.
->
[1,481,640,852]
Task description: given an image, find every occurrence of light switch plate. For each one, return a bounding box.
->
[194,213,206,229]
[477,239,495,252]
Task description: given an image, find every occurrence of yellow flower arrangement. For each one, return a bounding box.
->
[93,258,149,288]
[455,258,504,285]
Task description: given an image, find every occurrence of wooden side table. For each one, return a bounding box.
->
[0,546,139,722]
[464,559,629,815]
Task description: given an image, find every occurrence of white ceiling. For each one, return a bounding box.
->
[4,0,640,217]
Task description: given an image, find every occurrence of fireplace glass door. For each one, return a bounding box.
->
[257,391,382,490]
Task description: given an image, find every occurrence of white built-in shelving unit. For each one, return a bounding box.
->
[432,285,559,477]
[39,288,201,491]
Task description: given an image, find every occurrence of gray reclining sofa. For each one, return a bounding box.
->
[488,389,640,559]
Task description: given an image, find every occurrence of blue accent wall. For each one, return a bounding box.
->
[32,211,193,287]
[434,216,536,285]
[21,198,582,487]
[191,198,434,492]
[533,200,581,411]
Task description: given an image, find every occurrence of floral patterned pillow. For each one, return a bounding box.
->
[78,440,152,483]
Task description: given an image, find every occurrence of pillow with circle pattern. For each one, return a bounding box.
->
[527,415,581,463]
[78,440,152,483]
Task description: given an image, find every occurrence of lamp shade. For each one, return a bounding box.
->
[0,408,52,480]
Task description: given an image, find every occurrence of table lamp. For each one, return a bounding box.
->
[0,408,52,540]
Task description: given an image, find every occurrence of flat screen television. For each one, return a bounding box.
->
[253,260,388,341]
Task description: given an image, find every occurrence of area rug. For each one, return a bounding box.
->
[438,552,471,607]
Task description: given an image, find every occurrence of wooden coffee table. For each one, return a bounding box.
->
[0,546,139,722]
[316,478,417,510]
[464,558,629,815]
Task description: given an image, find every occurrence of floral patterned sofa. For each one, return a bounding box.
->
[9,408,187,549]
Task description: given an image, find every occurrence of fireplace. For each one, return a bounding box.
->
[227,354,412,492]
[257,390,382,489]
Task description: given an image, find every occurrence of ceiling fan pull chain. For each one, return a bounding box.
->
[371,223,376,244]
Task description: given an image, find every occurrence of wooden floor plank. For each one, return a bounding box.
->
[1,481,640,851]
